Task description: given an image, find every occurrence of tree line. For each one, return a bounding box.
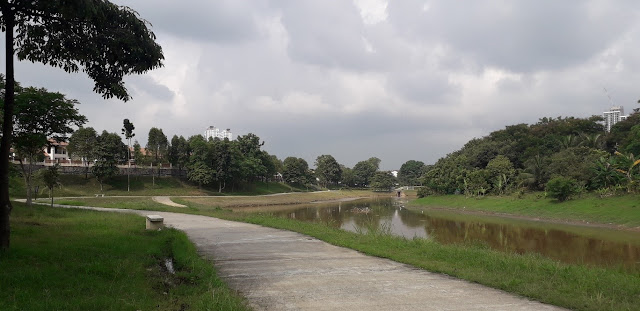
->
[415,114,640,200]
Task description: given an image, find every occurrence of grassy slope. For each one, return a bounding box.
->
[0,202,249,311]
[10,173,305,198]
[410,192,640,228]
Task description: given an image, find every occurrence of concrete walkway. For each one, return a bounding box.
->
[39,204,566,311]
[151,196,187,207]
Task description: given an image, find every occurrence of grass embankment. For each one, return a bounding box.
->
[410,193,640,228]
[50,190,378,211]
[0,202,249,311]
[10,173,306,198]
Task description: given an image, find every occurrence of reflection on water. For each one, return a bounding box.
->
[263,197,640,270]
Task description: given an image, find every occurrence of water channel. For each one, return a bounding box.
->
[249,197,640,270]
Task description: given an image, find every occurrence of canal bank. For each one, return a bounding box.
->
[51,205,565,311]
[39,195,640,310]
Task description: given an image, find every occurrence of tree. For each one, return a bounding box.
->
[67,127,98,178]
[485,155,515,194]
[398,160,425,186]
[0,0,164,249]
[146,127,168,186]
[168,135,190,173]
[315,155,342,188]
[146,127,168,164]
[340,165,356,187]
[38,164,60,208]
[121,119,134,192]
[352,159,379,186]
[8,84,86,205]
[545,177,579,202]
[187,161,214,188]
[282,157,310,185]
[370,171,395,191]
[92,131,126,192]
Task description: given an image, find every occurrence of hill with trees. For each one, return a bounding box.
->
[418,114,640,200]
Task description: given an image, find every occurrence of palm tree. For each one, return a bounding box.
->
[579,133,603,149]
[559,135,579,149]
[613,152,640,193]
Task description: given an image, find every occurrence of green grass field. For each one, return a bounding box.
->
[0,202,249,311]
[410,192,640,228]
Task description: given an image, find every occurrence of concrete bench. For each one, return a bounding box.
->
[146,215,164,230]
[94,194,104,197]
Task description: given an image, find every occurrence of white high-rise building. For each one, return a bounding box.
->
[204,126,233,140]
[603,106,627,132]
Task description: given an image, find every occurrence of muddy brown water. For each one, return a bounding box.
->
[251,197,640,270]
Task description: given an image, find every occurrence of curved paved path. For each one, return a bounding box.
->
[39,204,566,311]
[152,196,187,207]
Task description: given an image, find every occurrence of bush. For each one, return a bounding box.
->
[417,187,430,198]
[545,177,579,202]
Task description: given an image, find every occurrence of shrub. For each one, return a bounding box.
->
[545,177,579,202]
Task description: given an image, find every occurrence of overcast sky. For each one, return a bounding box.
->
[3,1,640,170]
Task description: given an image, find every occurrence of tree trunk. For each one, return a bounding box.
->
[18,160,33,206]
[50,188,54,208]
[0,8,15,250]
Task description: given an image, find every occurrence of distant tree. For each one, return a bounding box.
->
[121,119,135,192]
[132,140,148,166]
[282,157,310,185]
[485,155,515,194]
[518,155,549,191]
[623,125,640,155]
[370,171,395,191]
[187,161,214,188]
[315,155,342,187]
[352,159,379,186]
[260,151,278,182]
[464,169,491,196]
[234,133,267,183]
[146,127,168,164]
[38,164,60,208]
[9,85,86,205]
[67,127,98,179]
[0,0,164,249]
[212,138,236,192]
[92,131,126,192]
[548,147,606,189]
[367,157,381,169]
[398,160,425,186]
[168,135,190,173]
[545,177,579,202]
[269,154,284,176]
[340,165,356,187]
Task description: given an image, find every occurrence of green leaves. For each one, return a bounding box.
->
[9,0,164,101]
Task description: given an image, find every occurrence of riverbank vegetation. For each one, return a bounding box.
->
[416,115,640,199]
[0,202,249,311]
[410,192,640,228]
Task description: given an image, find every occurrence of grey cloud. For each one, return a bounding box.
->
[388,1,638,72]
[120,0,264,43]
[126,75,175,102]
[274,0,376,70]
